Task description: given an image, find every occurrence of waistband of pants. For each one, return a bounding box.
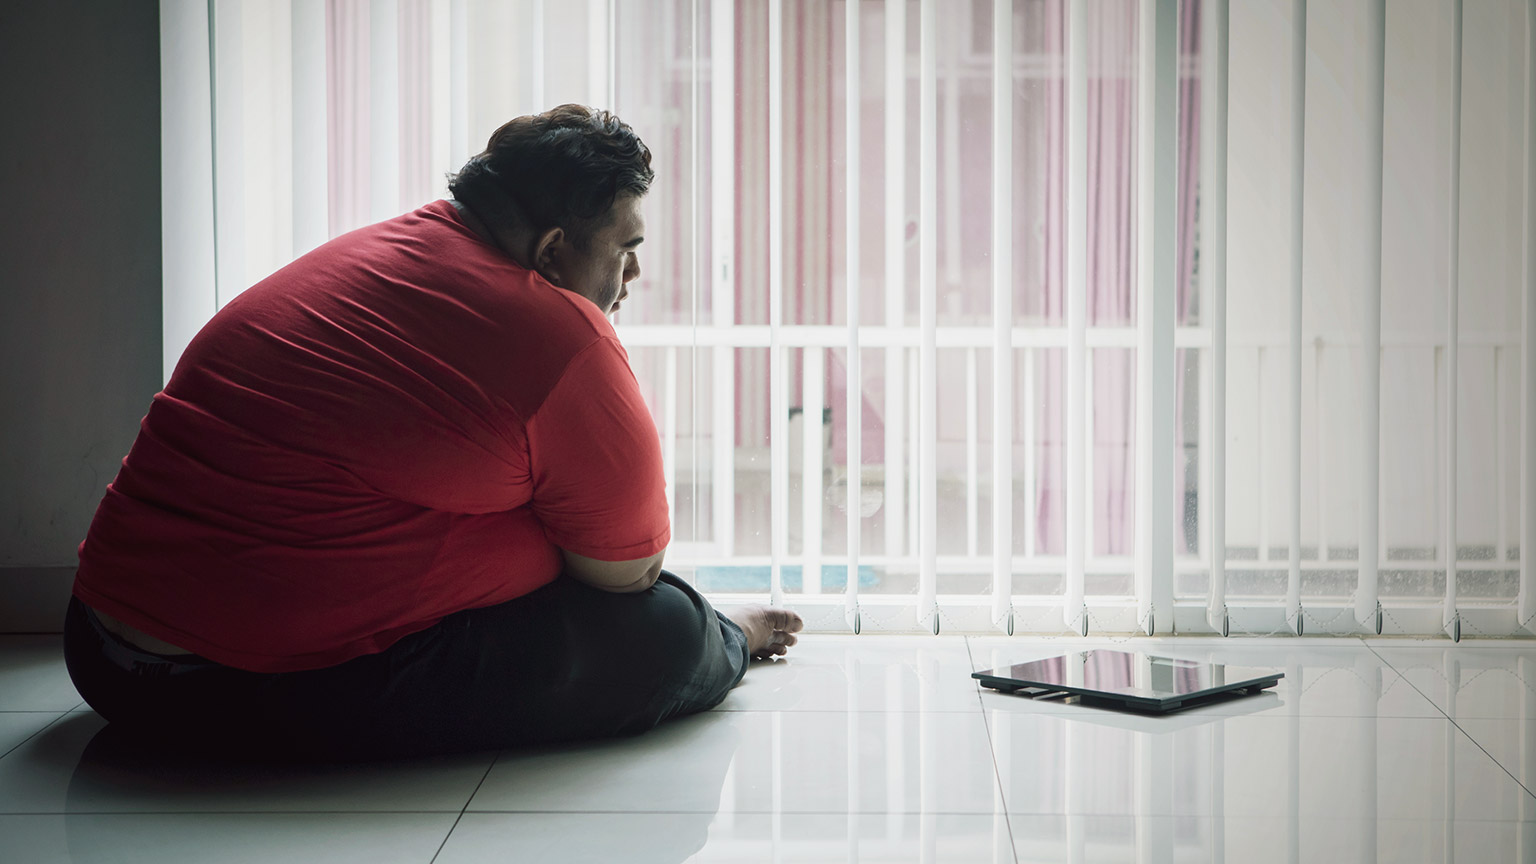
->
[79,602,220,678]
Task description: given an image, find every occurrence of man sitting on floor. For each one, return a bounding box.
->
[64,104,801,759]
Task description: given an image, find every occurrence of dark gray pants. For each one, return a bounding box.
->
[64,571,748,760]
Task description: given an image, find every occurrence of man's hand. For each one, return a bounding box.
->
[560,547,665,593]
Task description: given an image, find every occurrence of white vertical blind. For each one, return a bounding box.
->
[586,0,611,108]
[367,0,399,223]
[162,0,1536,637]
[1286,0,1307,634]
[211,0,245,310]
[802,347,825,594]
[1202,0,1230,637]
[1356,0,1386,635]
[965,350,979,560]
[292,0,329,256]
[529,0,545,108]
[710,0,735,564]
[1136,0,1177,636]
[1065,0,1089,636]
[989,0,1014,636]
[883,0,907,571]
[251,3,295,278]
[767,0,786,608]
[1444,0,1465,640]
[1149,0,1177,635]
[916,0,938,633]
[907,348,919,568]
[687,0,701,581]
[1084,348,1097,562]
[160,0,217,382]
[843,0,861,634]
[1523,0,1536,634]
[447,0,467,171]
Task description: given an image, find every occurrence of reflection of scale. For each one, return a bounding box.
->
[974,649,1283,715]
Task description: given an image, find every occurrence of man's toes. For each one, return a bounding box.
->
[768,608,804,633]
[752,643,788,660]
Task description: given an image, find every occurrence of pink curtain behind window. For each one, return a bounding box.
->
[397,0,434,209]
[326,0,435,237]
[1036,0,1201,560]
[1175,0,1202,555]
[318,0,1206,566]
[716,0,1204,563]
[326,0,370,237]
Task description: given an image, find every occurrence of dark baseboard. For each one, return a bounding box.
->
[0,567,74,633]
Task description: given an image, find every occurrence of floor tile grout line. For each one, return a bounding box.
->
[995,810,1536,823]
[0,810,474,816]
[0,708,73,763]
[1447,718,1536,801]
[1364,640,1536,801]
[20,807,1536,821]
[426,807,470,860]
[712,708,986,714]
[1363,640,1452,721]
[428,750,502,864]
[964,636,1022,864]
[710,706,993,715]
[457,808,1017,816]
[1362,639,1536,648]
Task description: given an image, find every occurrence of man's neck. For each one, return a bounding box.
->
[449,198,535,270]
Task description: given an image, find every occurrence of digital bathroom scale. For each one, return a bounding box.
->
[973,649,1282,714]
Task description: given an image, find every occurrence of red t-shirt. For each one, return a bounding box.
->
[74,200,670,673]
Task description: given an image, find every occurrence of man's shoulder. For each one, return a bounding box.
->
[197,202,621,424]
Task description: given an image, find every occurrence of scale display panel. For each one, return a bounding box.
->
[973,649,1283,714]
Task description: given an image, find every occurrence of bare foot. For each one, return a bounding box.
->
[724,606,804,660]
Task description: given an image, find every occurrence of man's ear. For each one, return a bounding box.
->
[531,226,565,286]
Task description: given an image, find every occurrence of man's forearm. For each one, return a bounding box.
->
[560,547,665,593]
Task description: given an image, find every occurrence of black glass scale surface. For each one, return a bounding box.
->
[973,649,1283,714]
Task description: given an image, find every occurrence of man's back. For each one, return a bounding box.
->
[74,200,669,673]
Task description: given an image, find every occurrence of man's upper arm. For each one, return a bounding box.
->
[527,336,671,574]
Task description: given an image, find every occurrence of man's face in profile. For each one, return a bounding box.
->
[561,193,645,317]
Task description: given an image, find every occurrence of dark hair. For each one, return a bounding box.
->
[448,104,653,247]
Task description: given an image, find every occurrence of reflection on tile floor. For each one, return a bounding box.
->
[0,711,496,815]
[1,634,1534,862]
[0,636,83,711]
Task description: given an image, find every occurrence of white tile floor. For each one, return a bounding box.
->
[2,632,1534,863]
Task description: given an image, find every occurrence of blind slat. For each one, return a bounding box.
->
[1356,0,1387,634]
[1065,0,1089,636]
[844,0,862,632]
[990,0,1015,634]
[1444,0,1465,639]
[917,0,938,632]
[1203,0,1230,636]
[1287,0,1306,634]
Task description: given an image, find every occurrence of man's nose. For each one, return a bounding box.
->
[624,254,641,283]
